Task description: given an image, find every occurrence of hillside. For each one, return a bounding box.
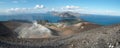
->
[48,22,101,36]
[0,23,120,48]
[0,21,102,37]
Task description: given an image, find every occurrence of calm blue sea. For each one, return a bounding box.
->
[0,13,61,23]
[0,13,120,25]
[80,15,120,25]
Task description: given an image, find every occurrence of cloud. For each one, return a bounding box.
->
[59,5,120,16]
[12,0,28,3]
[6,8,29,13]
[6,4,45,13]
[51,8,55,11]
[95,10,120,16]
[34,5,45,9]
[62,5,80,10]
[4,4,120,16]
[61,5,85,12]
[79,9,120,16]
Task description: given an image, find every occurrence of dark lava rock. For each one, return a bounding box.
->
[0,22,17,37]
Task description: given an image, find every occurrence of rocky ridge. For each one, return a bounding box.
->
[0,24,120,48]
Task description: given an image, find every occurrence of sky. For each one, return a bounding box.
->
[0,0,120,16]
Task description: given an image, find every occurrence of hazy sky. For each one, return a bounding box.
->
[0,0,120,15]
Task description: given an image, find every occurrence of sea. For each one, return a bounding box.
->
[0,13,120,26]
[80,14,120,25]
